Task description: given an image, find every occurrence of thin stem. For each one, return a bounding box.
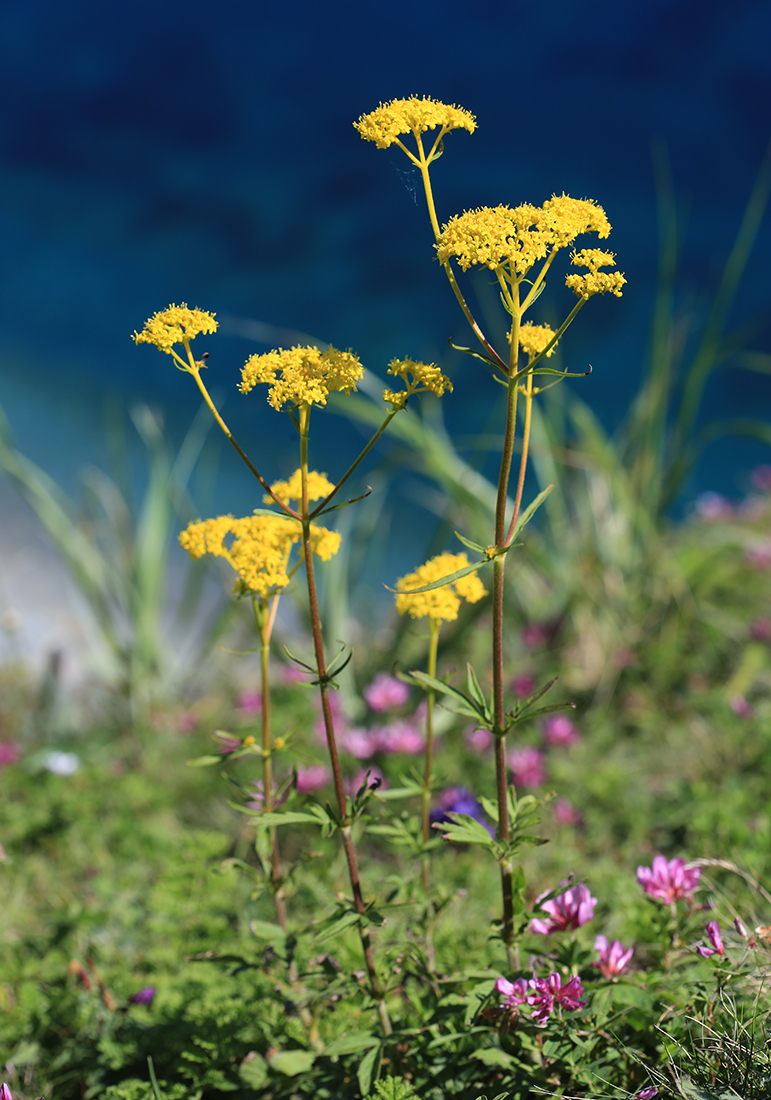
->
[421,619,441,891]
[181,355,298,519]
[506,370,535,545]
[298,404,392,1036]
[413,135,508,374]
[491,285,522,970]
[310,409,397,519]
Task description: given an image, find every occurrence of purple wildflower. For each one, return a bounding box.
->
[636,1089,658,1100]
[695,920,724,958]
[531,883,597,934]
[522,623,549,648]
[511,674,536,697]
[129,986,156,1007]
[637,856,701,904]
[236,690,262,715]
[465,725,493,752]
[295,764,331,795]
[730,695,754,718]
[526,972,585,1025]
[0,742,20,768]
[430,787,493,835]
[553,798,583,828]
[695,492,733,521]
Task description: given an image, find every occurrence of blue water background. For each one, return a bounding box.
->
[1,0,770,575]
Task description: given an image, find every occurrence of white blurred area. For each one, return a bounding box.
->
[0,480,100,683]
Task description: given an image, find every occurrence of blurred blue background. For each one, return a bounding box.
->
[1,0,770,520]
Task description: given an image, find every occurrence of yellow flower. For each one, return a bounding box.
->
[354,96,476,149]
[395,552,487,623]
[436,195,615,278]
[179,512,341,596]
[133,304,218,355]
[239,345,364,410]
[436,203,549,275]
[539,195,611,248]
[265,469,336,505]
[518,323,558,360]
[565,248,626,298]
[383,357,453,408]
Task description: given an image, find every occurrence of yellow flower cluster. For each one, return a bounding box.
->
[518,323,558,360]
[436,195,614,279]
[179,512,341,597]
[133,304,218,355]
[265,469,336,505]
[565,248,626,298]
[239,345,364,410]
[354,96,476,149]
[382,357,453,409]
[395,552,487,623]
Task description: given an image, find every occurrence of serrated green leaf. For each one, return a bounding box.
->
[268,1050,316,1077]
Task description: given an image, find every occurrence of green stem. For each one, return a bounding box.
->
[298,405,392,1037]
[309,409,397,519]
[413,135,508,374]
[421,619,441,891]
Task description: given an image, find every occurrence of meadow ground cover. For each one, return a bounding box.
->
[2,96,771,1100]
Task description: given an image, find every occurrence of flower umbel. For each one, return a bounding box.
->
[354,95,476,150]
[132,304,218,356]
[265,469,336,505]
[530,883,597,934]
[240,345,364,410]
[637,855,701,905]
[395,552,487,623]
[565,248,626,299]
[383,357,453,409]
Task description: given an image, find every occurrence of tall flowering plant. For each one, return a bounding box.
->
[356,95,624,966]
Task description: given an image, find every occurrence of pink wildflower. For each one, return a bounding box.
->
[340,728,379,759]
[752,465,771,493]
[465,725,493,752]
[735,916,749,938]
[522,623,549,647]
[745,542,771,570]
[542,713,580,747]
[236,690,262,714]
[363,672,409,713]
[509,745,546,788]
[526,972,585,1025]
[531,883,597,934]
[751,617,771,641]
[494,976,528,1007]
[295,764,331,794]
[511,674,536,697]
[695,491,733,521]
[637,855,701,904]
[636,1089,658,1100]
[375,719,425,755]
[176,710,199,733]
[695,920,724,958]
[730,695,754,718]
[1,1085,12,1100]
[0,742,20,768]
[592,934,633,978]
[554,798,583,827]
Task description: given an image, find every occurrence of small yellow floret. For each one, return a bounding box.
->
[133,304,218,354]
[179,512,342,597]
[240,345,364,410]
[565,248,626,298]
[436,204,547,274]
[383,357,453,407]
[519,323,558,360]
[540,195,611,247]
[266,469,336,505]
[354,96,476,149]
[395,552,487,623]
